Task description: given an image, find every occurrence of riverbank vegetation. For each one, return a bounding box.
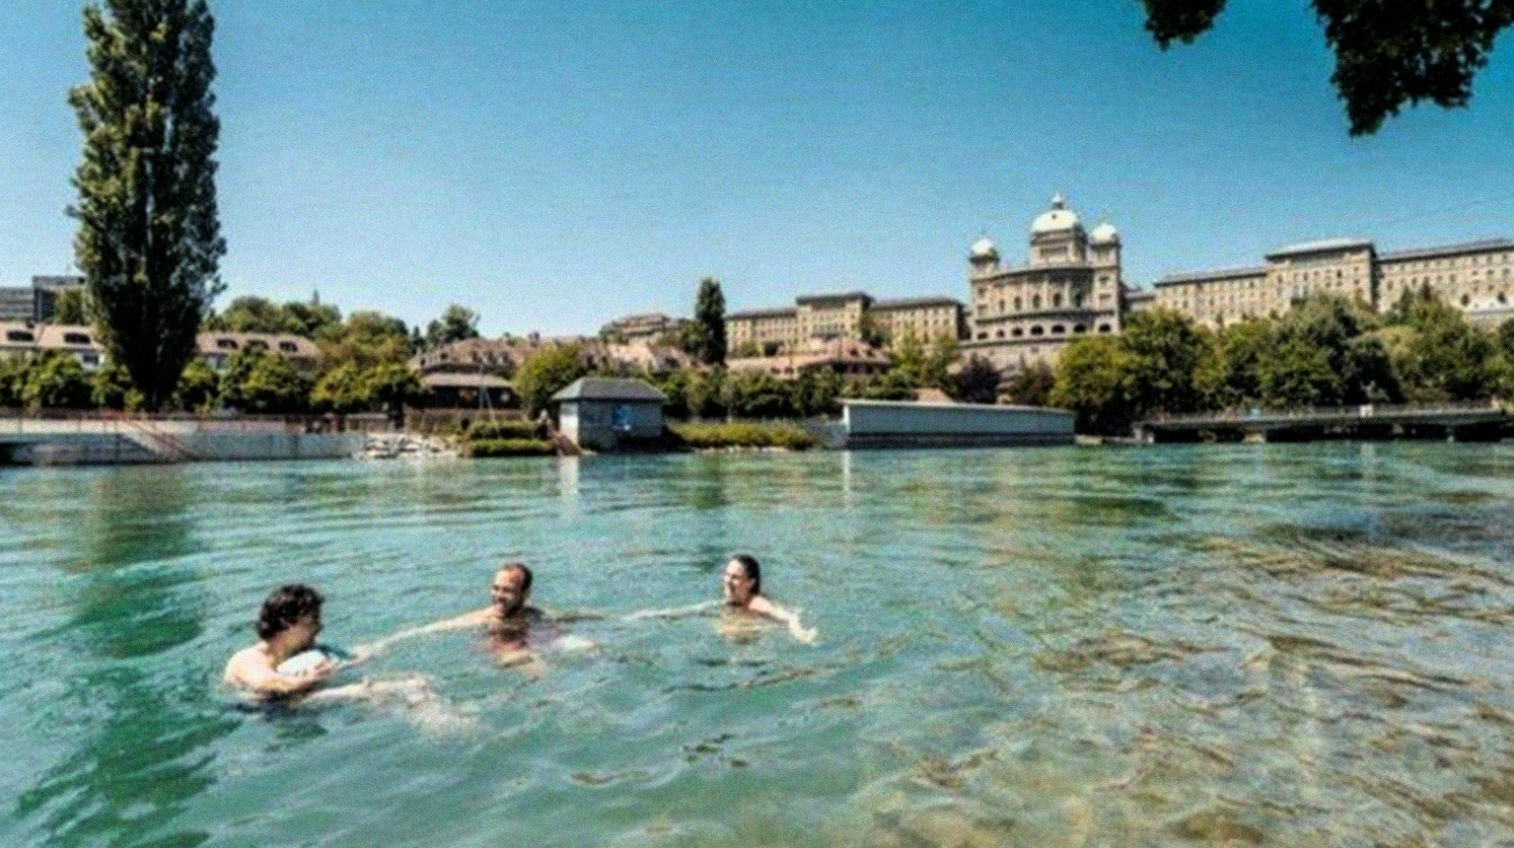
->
[667,421,818,451]
[457,419,553,457]
[8,283,1513,444]
[1048,289,1514,435]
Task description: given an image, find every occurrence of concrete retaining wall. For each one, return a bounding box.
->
[842,400,1075,448]
[2,424,367,465]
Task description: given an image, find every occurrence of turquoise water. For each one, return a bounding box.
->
[7,444,1514,846]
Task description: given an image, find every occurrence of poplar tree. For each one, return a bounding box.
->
[68,0,226,410]
[693,278,727,366]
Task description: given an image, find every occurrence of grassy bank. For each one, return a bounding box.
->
[667,420,817,450]
[460,419,554,457]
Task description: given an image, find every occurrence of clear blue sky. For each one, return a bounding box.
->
[3,1,1512,337]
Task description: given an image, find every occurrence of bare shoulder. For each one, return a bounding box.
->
[748,595,787,618]
[223,645,271,687]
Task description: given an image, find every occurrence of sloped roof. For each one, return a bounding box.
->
[421,372,511,389]
[551,377,667,403]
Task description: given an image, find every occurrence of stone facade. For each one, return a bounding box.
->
[871,297,967,346]
[962,194,1126,372]
[726,292,965,356]
[1152,237,1514,330]
[1379,239,1514,327]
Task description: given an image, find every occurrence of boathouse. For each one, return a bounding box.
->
[551,377,667,451]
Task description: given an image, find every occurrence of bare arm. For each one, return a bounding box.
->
[748,596,817,643]
[622,599,720,622]
[224,648,335,697]
[355,608,492,657]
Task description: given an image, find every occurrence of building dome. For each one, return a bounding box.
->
[969,235,998,260]
[1031,193,1081,234]
[1090,222,1119,244]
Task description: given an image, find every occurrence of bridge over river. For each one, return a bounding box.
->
[1137,400,1508,443]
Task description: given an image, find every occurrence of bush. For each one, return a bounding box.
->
[465,438,555,458]
[464,419,542,441]
[668,421,817,450]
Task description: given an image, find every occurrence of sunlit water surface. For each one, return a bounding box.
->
[7,444,1514,846]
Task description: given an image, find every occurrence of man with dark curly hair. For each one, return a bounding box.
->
[223,584,336,699]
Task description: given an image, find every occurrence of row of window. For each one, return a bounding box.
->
[5,330,92,345]
[974,323,1114,340]
[977,292,1088,312]
[211,337,302,354]
[1392,253,1513,271]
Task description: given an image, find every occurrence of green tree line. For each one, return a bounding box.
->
[1047,289,1514,435]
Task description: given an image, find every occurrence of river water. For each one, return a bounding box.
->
[6,443,1514,847]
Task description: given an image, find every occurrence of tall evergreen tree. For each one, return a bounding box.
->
[693,278,727,366]
[68,0,225,410]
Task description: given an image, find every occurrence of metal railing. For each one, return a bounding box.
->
[1142,399,1503,427]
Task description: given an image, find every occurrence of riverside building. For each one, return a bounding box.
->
[1151,237,1514,330]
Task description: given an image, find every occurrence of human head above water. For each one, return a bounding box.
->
[491,561,533,613]
[724,553,761,604]
[256,584,323,641]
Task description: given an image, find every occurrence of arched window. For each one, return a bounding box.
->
[1031,295,1041,309]
[1051,324,1065,334]
[1052,293,1062,307]
[1012,328,1023,338]
[1098,324,1112,333]
[1030,325,1044,337]
[1072,324,1086,333]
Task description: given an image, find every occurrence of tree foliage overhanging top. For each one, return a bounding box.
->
[1141,0,1514,134]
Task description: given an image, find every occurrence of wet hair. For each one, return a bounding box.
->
[730,553,761,596]
[499,561,532,595]
[256,584,323,641]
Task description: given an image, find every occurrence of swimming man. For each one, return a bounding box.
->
[375,562,567,665]
[223,583,337,699]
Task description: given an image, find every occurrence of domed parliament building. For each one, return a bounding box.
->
[962,193,1514,374]
[962,194,1126,372]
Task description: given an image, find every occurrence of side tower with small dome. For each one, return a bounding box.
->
[962,194,1127,373]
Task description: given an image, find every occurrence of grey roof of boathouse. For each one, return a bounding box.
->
[551,377,667,403]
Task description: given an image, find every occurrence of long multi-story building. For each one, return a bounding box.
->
[1150,237,1514,330]
[726,291,965,356]
[962,194,1126,372]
